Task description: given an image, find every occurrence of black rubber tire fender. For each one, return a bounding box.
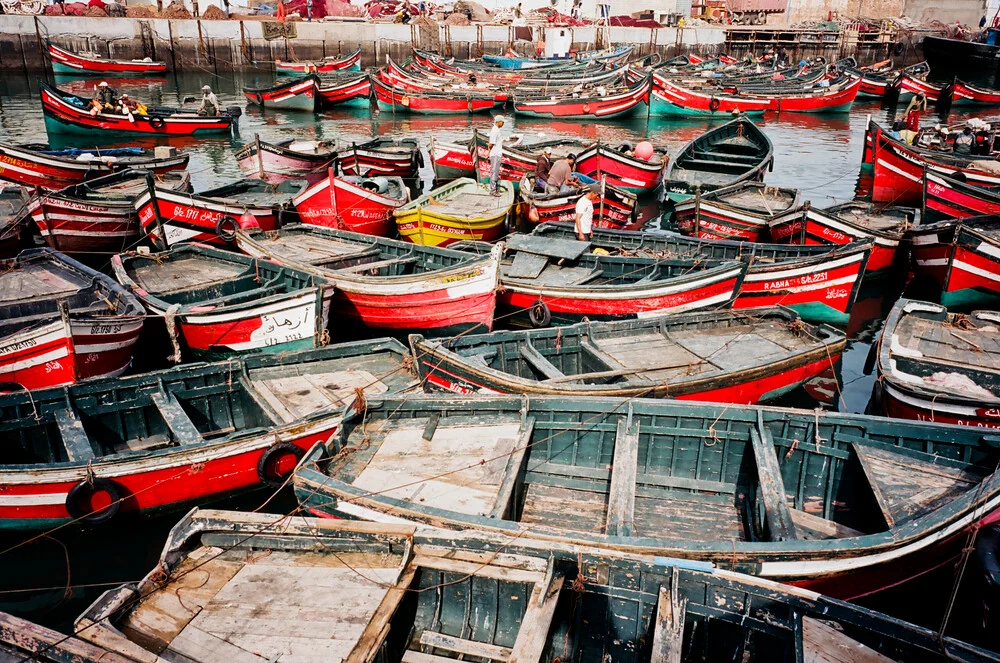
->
[215,215,240,242]
[894,41,905,57]
[415,149,425,169]
[257,442,306,487]
[709,97,721,112]
[528,299,551,328]
[65,477,123,525]
[148,116,165,129]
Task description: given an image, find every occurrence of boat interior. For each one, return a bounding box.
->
[711,183,798,216]
[825,202,914,235]
[196,178,308,205]
[341,175,409,202]
[78,509,958,663]
[672,133,767,187]
[409,180,512,217]
[322,399,991,545]
[0,346,413,465]
[64,171,190,200]
[0,185,28,222]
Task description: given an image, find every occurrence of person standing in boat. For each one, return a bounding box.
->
[488,115,505,197]
[534,147,552,192]
[197,85,220,116]
[954,126,976,154]
[904,93,926,144]
[574,186,598,241]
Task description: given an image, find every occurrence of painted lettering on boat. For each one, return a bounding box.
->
[820,227,849,243]
[0,338,39,355]
[90,323,123,334]
[254,307,315,348]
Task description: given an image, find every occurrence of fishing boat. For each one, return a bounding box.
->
[294,391,1000,600]
[235,224,500,335]
[480,233,746,326]
[394,177,513,246]
[661,117,774,202]
[26,169,190,256]
[846,59,903,99]
[0,611,134,661]
[47,42,167,76]
[907,214,1000,308]
[411,306,844,402]
[470,132,590,188]
[0,248,144,391]
[899,64,946,102]
[511,75,652,120]
[315,71,372,107]
[650,75,771,117]
[923,169,1000,221]
[0,185,29,258]
[372,76,500,113]
[573,140,669,193]
[532,222,870,324]
[429,137,475,179]
[293,173,408,236]
[675,181,799,241]
[274,48,361,75]
[949,78,1000,105]
[234,135,337,183]
[876,298,1000,429]
[111,243,332,359]
[40,82,238,136]
[243,75,317,111]
[75,508,1000,662]
[135,176,306,248]
[0,339,416,530]
[519,173,637,230]
[650,74,861,117]
[769,201,912,275]
[336,137,422,178]
[0,141,189,191]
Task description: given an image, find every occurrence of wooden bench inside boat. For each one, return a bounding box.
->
[130,256,247,295]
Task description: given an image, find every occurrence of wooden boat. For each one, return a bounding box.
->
[234,135,337,183]
[47,42,166,76]
[923,169,1000,221]
[112,243,332,359]
[274,48,361,75]
[0,610,134,661]
[574,140,669,193]
[846,59,903,99]
[769,201,912,275]
[429,136,475,179]
[394,177,513,247]
[0,340,416,530]
[372,76,500,114]
[908,214,1000,308]
[470,133,590,188]
[661,117,774,202]
[532,222,871,324]
[243,75,317,111]
[337,137,422,179]
[519,173,637,230]
[294,173,408,236]
[0,185,29,258]
[0,141,189,191]
[482,234,746,326]
[40,82,238,137]
[26,169,190,256]
[675,181,799,241]
[511,75,652,120]
[0,248,144,391]
[294,391,1000,600]
[950,78,1000,105]
[650,74,861,116]
[315,71,372,107]
[235,224,501,335]
[135,176,306,248]
[899,64,946,102]
[411,306,845,402]
[876,298,1000,429]
[74,508,1000,663]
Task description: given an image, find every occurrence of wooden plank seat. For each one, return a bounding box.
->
[681,158,755,170]
[692,151,761,163]
[335,255,418,274]
[519,343,565,380]
[52,407,96,463]
[181,284,287,309]
[606,413,639,537]
[651,570,686,663]
[750,411,796,541]
[151,390,203,446]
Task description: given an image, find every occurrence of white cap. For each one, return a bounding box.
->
[494,115,505,124]
[98,81,108,87]
[202,85,212,91]
[544,147,552,154]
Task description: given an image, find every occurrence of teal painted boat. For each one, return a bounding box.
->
[75,508,1000,663]
[295,393,1000,599]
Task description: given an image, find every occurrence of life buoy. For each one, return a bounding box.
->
[215,215,240,241]
[257,442,306,487]
[582,103,591,113]
[894,41,905,57]
[148,116,165,129]
[709,97,721,112]
[528,299,551,328]
[65,477,123,525]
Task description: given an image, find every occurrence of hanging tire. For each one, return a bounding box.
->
[528,299,551,328]
[894,42,905,57]
[709,97,721,112]
[215,215,240,241]
[415,149,425,169]
[65,478,123,525]
[148,116,165,129]
[257,442,305,487]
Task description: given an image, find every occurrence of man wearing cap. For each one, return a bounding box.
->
[487,115,505,196]
[90,81,116,116]
[534,147,552,192]
[574,186,598,241]
[197,85,220,116]
[117,93,139,123]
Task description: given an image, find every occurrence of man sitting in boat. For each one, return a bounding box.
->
[546,154,580,195]
[89,81,117,116]
[534,147,552,192]
[197,85,220,116]
[954,126,976,154]
[116,93,147,123]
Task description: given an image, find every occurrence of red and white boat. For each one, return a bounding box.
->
[234,135,337,183]
[41,82,237,137]
[519,173,637,229]
[336,137,421,179]
[923,168,1000,221]
[675,182,799,242]
[651,74,861,116]
[650,75,771,117]
[0,339,414,530]
[294,171,409,236]
[898,69,946,102]
[876,298,1000,428]
[274,48,361,75]
[769,201,912,275]
[26,170,190,256]
[135,177,306,248]
[0,248,144,391]
[315,72,372,108]
[949,78,1000,105]
[48,43,166,76]
[512,76,651,119]
[429,137,475,180]
[372,76,500,114]
[244,76,317,111]
[0,141,189,191]
[573,141,668,193]
[470,133,590,186]
[907,214,1000,309]
[236,224,502,335]
[112,243,333,359]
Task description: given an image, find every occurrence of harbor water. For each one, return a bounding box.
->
[0,69,996,643]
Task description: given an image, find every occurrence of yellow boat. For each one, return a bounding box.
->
[394,177,513,247]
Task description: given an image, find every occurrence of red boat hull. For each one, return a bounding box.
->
[675,201,768,242]
[512,78,650,119]
[0,142,188,191]
[769,208,901,274]
[429,140,475,180]
[574,144,666,193]
[899,73,945,102]
[293,174,405,236]
[136,188,282,247]
[373,78,497,113]
[924,169,1000,219]
[48,43,166,74]
[26,195,138,255]
[878,381,1000,429]
[316,75,371,106]
[950,79,1000,104]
